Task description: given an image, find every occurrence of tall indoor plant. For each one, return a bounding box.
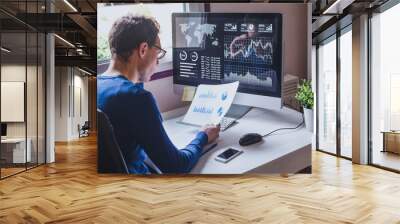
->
[295,79,314,132]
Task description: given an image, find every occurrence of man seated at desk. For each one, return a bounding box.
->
[97,14,220,174]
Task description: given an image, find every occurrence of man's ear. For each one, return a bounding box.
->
[138,42,148,58]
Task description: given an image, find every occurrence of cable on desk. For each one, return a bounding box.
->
[261,114,305,138]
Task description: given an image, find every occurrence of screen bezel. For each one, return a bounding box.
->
[172,12,283,98]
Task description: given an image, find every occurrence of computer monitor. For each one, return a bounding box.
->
[172,13,283,110]
[1,123,7,138]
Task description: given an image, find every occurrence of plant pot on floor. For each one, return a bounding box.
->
[303,108,313,132]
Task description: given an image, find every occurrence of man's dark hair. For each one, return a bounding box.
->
[108,14,160,61]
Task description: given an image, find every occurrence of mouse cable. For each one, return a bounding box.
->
[261,114,305,138]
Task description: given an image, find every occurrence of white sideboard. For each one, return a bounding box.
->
[1,138,32,163]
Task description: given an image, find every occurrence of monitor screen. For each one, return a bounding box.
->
[1,123,6,137]
[172,13,282,98]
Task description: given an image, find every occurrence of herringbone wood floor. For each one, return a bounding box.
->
[1,134,400,223]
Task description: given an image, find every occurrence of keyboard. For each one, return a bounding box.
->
[220,117,237,131]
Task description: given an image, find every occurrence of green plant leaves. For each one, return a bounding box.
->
[295,79,314,109]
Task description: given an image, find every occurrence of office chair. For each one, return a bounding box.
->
[79,121,90,138]
[97,109,129,174]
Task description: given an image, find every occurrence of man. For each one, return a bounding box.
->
[97,14,220,174]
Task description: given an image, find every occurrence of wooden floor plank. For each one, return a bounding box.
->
[0,135,400,223]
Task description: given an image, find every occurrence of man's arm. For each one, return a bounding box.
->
[134,92,208,173]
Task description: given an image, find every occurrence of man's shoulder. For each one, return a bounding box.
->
[121,84,151,98]
[111,84,156,109]
[98,77,152,102]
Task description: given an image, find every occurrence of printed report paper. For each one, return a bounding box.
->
[182,81,239,126]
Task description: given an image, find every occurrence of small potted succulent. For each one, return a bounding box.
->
[295,79,314,132]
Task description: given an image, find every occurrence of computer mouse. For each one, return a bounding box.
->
[239,133,263,146]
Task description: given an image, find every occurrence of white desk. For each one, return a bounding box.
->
[162,106,312,174]
[1,138,31,163]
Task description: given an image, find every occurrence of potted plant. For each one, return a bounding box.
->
[295,79,314,132]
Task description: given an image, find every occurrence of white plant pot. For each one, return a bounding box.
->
[303,108,313,132]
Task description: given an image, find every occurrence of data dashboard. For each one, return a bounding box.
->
[172,13,282,97]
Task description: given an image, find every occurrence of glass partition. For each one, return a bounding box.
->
[339,27,352,158]
[27,31,38,170]
[0,1,46,179]
[370,3,400,171]
[38,32,45,165]
[317,35,337,155]
[1,31,28,177]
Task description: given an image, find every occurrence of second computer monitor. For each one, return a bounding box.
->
[172,12,283,109]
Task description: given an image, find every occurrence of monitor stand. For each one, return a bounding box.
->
[225,104,252,119]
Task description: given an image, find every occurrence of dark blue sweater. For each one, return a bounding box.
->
[97,75,208,174]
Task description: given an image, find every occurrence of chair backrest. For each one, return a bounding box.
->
[79,121,89,133]
[97,109,129,173]
[82,121,90,130]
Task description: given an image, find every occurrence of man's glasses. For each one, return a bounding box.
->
[152,45,167,60]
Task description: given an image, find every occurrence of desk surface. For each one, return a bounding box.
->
[381,131,400,134]
[1,138,27,143]
[163,106,312,174]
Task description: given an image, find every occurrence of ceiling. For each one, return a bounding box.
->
[0,0,394,73]
[309,0,390,43]
[0,0,98,73]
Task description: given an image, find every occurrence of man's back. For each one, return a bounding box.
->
[97,74,208,174]
[97,74,152,174]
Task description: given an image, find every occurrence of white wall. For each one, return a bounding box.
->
[1,65,25,127]
[55,67,68,141]
[1,65,39,137]
[55,67,89,141]
[1,63,46,163]
[144,76,186,113]
[72,73,89,138]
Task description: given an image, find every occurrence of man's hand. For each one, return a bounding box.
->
[201,124,221,144]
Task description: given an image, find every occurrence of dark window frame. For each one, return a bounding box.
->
[315,22,352,161]
[367,0,400,173]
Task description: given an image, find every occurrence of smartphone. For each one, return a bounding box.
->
[215,148,243,163]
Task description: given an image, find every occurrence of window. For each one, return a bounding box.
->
[390,74,400,130]
[370,2,400,171]
[339,27,352,158]
[316,22,354,159]
[97,3,186,64]
[317,36,337,155]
